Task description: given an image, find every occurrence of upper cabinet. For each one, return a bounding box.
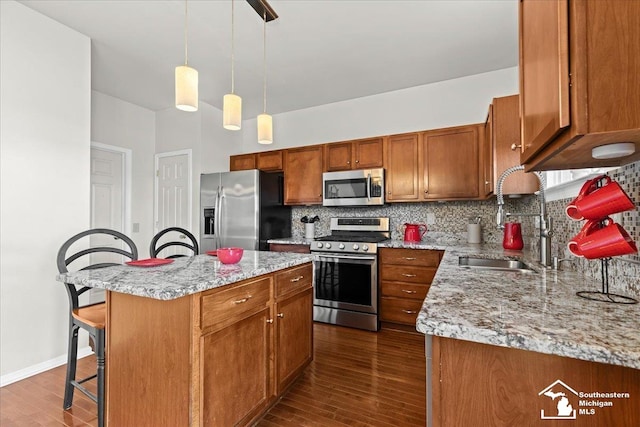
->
[324,137,383,171]
[482,104,494,198]
[385,124,484,202]
[490,95,539,195]
[519,0,640,171]
[257,150,284,172]
[284,145,324,205]
[229,154,256,171]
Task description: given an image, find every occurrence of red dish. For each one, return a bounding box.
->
[206,250,218,256]
[126,258,174,267]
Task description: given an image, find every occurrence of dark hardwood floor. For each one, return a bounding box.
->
[0,323,426,426]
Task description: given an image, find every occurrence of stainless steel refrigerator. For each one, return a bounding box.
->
[200,170,291,252]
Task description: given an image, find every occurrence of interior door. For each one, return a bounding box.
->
[155,151,191,257]
[90,146,125,302]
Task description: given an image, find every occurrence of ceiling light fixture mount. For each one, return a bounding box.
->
[175,0,198,112]
[245,0,278,21]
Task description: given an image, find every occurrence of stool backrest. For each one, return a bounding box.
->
[149,227,199,259]
[57,228,138,310]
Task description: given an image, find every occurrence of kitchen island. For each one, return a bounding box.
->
[57,251,314,427]
[395,240,640,426]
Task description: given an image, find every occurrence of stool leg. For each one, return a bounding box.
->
[64,322,79,410]
[95,329,105,427]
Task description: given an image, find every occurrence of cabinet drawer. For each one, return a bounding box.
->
[275,264,312,298]
[380,281,429,300]
[201,277,271,329]
[380,265,436,284]
[380,297,423,326]
[379,248,442,267]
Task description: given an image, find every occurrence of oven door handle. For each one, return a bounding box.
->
[315,254,377,262]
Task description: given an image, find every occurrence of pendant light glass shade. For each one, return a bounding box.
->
[223,93,242,130]
[257,113,273,144]
[175,65,198,112]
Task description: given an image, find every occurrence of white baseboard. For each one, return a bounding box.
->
[0,346,93,387]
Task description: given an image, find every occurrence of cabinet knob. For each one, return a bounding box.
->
[424,189,429,194]
[485,181,490,185]
[277,313,285,318]
[266,319,274,324]
[402,309,417,314]
[347,161,350,164]
[355,160,359,163]
[510,143,522,151]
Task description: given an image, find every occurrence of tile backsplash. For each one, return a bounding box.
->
[291,160,639,298]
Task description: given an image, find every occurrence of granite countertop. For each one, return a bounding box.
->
[385,239,640,369]
[56,251,314,300]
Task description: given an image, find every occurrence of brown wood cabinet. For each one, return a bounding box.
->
[519,0,640,171]
[257,150,284,172]
[230,153,256,171]
[105,263,313,427]
[269,243,311,254]
[379,248,442,329]
[284,145,324,205]
[422,124,481,200]
[324,137,383,171]
[482,104,494,198]
[384,133,421,202]
[490,95,539,195]
[431,336,640,426]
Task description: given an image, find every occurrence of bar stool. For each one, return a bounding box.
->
[57,228,138,427]
[149,226,199,258]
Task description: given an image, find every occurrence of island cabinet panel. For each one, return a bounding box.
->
[201,307,272,426]
[379,248,443,330]
[284,145,324,205]
[105,262,313,427]
[520,0,640,170]
[431,336,640,427]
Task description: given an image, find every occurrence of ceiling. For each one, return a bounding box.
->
[19,0,519,118]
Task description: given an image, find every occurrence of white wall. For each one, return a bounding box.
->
[241,67,519,152]
[0,1,91,379]
[91,91,156,253]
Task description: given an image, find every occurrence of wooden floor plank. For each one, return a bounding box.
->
[1,323,425,426]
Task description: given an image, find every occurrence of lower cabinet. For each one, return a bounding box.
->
[379,248,443,329]
[105,263,313,427]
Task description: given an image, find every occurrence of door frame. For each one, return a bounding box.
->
[90,141,132,236]
[154,149,193,234]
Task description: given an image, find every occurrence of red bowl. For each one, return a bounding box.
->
[216,247,244,264]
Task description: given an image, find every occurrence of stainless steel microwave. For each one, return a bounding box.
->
[322,168,385,207]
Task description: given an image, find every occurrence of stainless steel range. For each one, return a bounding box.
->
[312,217,389,331]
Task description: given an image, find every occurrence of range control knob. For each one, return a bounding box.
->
[338,243,345,249]
[325,243,332,249]
[362,245,369,252]
[353,244,359,251]
[316,242,323,248]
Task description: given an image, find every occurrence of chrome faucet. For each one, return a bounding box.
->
[496,165,553,267]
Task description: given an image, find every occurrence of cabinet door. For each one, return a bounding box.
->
[385,133,421,202]
[519,0,570,162]
[482,105,494,198]
[275,288,313,393]
[230,154,257,171]
[257,150,283,171]
[422,125,480,199]
[493,95,538,195]
[324,142,352,172]
[201,307,272,426]
[284,146,324,205]
[353,137,383,169]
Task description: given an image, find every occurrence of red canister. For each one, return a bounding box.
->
[503,222,524,250]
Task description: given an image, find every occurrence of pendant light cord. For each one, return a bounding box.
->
[262,9,267,113]
[231,0,235,93]
[184,0,189,65]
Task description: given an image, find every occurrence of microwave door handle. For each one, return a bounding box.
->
[366,173,371,200]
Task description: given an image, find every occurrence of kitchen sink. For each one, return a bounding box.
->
[458,256,534,273]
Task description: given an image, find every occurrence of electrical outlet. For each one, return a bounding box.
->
[534,216,540,229]
[426,213,435,225]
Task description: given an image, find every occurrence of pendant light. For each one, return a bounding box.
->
[257,9,273,144]
[223,0,242,130]
[175,0,198,112]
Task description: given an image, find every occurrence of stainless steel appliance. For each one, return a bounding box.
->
[322,168,384,207]
[312,217,389,331]
[200,170,291,252]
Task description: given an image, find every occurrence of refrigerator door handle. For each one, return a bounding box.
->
[218,186,225,242]
[214,186,221,239]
